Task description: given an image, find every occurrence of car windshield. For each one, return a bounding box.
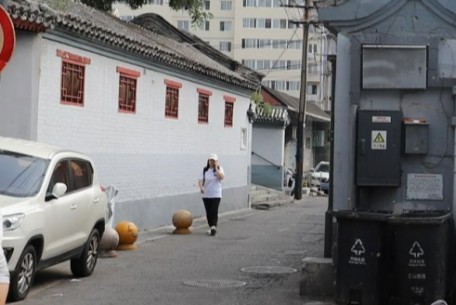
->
[316,163,329,173]
[0,150,49,197]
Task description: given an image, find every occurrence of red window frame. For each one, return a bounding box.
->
[224,95,236,127]
[57,50,90,106]
[197,88,212,123]
[117,67,140,113]
[164,79,182,118]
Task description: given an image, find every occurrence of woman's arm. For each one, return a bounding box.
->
[215,166,225,180]
[198,179,204,193]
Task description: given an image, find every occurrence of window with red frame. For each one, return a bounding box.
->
[61,61,85,105]
[118,74,137,113]
[165,86,179,118]
[224,102,234,127]
[198,93,209,123]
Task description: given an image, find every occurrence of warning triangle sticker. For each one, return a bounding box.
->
[374,133,385,143]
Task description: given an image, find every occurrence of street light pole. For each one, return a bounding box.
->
[293,0,311,200]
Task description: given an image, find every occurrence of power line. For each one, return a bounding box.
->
[263,27,300,78]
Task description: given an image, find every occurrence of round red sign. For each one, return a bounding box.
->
[0,5,15,72]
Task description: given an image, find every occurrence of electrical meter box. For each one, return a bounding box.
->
[356,110,402,186]
[403,118,428,154]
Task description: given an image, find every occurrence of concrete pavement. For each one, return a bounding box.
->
[18,194,336,305]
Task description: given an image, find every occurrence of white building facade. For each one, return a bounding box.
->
[2,0,260,230]
[114,0,334,111]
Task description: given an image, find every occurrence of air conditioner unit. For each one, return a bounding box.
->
[313,130,325,147]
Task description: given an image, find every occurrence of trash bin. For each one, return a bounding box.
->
[334,210,391,305]
[386,211,452,305]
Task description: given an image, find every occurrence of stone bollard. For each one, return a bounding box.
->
[172,210,193,234]
[115,221,139,250]
[99,225,120,258]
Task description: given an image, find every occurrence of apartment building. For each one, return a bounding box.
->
[113,0,334,111]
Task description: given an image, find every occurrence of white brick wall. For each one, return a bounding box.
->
[36,40,252,207]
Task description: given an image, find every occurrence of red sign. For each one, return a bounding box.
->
[0,5,15,72]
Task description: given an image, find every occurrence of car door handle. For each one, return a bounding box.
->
[93,198,100,204]
[70,204,77,210]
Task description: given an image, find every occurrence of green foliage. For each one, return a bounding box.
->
[250,91,272,115]
[80,0,212,26]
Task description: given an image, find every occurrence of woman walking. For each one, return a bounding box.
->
[198,153,225,236]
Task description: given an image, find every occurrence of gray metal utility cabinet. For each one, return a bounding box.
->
[318,0,456,304]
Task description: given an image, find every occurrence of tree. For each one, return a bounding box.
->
[80,0,212,26]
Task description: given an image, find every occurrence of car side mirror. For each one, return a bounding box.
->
[52,183,67,198]
[310,168,315,172]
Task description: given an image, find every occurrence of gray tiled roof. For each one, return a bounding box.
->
[254,106,290,126]
[7,0,261,90]
[132,13,264,85]
[262,86,330,122]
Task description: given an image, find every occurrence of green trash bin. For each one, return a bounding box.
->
[386,212,451,305]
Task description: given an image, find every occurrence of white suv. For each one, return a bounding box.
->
[0,137,107,301]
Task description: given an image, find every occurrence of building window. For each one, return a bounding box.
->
[164,79,182,118]
[244,0,256,7]
[199,21,210,31]
[220,21,232,31]
[273,0,281,7]
[221,1,232,10]
[288,81,300,91]
[147,0,163,4]
[57,50,91,106]
[242,38,257,48]
[177,20,189,30]
[258,0,272,6]
[197,88,212,123]
[242,59,255,69]
[117,67,139,113]
[259,39,272,49]
[202,0,210,10]
[240,128,247,150]
[219,41,231,52]
[224,95,236,127]
[242,18,256,28]
[307,84,318,95]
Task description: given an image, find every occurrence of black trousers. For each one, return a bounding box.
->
[203,197,221,227]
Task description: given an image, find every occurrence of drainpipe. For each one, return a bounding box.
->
[324,54,336,258]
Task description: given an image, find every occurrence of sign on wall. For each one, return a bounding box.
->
[0,5,15,72]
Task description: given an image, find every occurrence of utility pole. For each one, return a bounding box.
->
[286,0,312,200]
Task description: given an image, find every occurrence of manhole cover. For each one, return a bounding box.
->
[240,266,297,275]
[183,279,246,288]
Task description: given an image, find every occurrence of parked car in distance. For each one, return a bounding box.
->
[0,137,107,301]
[310,161,330,192]
[320,179,330,194]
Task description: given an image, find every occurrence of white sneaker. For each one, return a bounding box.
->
[210,226,217,236]
[207,229,211,236]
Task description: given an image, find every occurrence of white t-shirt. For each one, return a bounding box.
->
[201,166,224,198]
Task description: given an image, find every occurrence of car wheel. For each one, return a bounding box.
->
[8,245,37,302]
[71,228,100,277]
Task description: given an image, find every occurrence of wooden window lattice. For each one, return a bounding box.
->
[165,86,179,118]
[118,74,137,112]
[61,61,85,105]
[224,102,233,127]
[198,94,209,123]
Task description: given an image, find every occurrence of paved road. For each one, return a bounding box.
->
[13,196,335,305]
